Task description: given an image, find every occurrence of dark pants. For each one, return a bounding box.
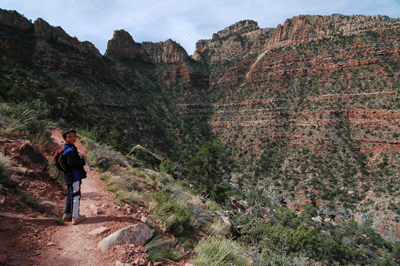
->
[64,180,82,218]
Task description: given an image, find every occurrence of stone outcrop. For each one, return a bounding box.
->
[141,39,189,63]
[97,224,154,251]
[192,20,260,55]
[0,8,101,58]
[217,20,260,39]
[104,29,145,60]
[0,9,32,30]
[129,145,162,164]
[267,14,400,49]
[195,39,210,52]
[33,18,101,58]
[193,21,275,62]
[37,200,61,216]
[105,29,188,63]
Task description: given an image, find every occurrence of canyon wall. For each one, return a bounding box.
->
[1,8,400,240]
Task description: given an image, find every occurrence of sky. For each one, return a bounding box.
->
[2,0,400,56]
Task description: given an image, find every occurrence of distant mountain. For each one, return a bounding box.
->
[1,8,400,241]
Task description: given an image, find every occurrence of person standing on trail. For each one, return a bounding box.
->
[61,128,87,225]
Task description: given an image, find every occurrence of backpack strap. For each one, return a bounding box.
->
[62,147,74,156]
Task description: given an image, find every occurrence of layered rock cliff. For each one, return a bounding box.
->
[105,29,189,64]
[185,15,400,241]
[34,18,101,58]
[268,14,400,49]
[0,8,32,30]
[0,9,101,59]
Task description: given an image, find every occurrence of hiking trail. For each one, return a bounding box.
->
[35,130,146,265]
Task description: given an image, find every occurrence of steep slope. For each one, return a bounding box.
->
[188,15,400,240]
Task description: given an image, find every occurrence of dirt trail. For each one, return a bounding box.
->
[34,130,139,266]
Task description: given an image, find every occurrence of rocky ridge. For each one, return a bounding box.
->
[268,14,400,49]
[34,18,101,58]
[105,29,189,64]
[0,9,101,58]
[0,9,32,30]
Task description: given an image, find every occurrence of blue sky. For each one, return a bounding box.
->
[2,0,400,55]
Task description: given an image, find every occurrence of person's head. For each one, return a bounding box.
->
[62,128,77,145]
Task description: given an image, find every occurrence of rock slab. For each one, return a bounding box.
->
[97,224,154,251]
[37,200,61,216]
[89,226,111,236]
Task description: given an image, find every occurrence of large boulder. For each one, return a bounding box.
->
[97,223,154,251]
[37,200,61,216]
[19,142,47,169]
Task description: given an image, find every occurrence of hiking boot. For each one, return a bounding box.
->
[62,213,72,221]
[72,215,87,225]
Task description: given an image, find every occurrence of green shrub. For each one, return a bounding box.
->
[166,250,181,261]
[187,200,211,230]
[20,192,40,209]
[252,251,309,266]
[100,172,112,182]
[55,217,64,225]
[0,107,33,136]
[116,190,142,205]
[205,200,220,212]
[28,128,52,150]
[194,238,247,266]
[206,218,229,237]
[106,176,127,192]
[145,237,171,262]
[159,201,194,236]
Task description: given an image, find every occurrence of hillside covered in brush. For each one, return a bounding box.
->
[1,8,400,247]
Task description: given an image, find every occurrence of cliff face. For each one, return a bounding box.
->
[1,9,400,241]
[34,18,101,58]
[104,29,146,60]
[268,14,400,49]
[0,9,32,30]
[186,15,400,241]
[105,29,189,64]
[194,20,275,62]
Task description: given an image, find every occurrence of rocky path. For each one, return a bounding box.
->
[0,130,187,266]
[34,130,143,266]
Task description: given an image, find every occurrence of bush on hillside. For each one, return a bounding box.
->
[194,238,247,266]
[158,201,194,236]
[185,140,229,203]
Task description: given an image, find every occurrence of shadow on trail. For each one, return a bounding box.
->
[82,192,104,201]
[39,256,83,265]
[78,215,140,225]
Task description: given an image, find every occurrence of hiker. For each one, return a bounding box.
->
[61,128,87,225]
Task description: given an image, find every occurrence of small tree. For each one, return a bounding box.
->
[185,140,226,202]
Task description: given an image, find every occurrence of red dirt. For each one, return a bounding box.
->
[0,130,183,266]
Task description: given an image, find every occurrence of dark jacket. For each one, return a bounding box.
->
[62,143,87,184]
